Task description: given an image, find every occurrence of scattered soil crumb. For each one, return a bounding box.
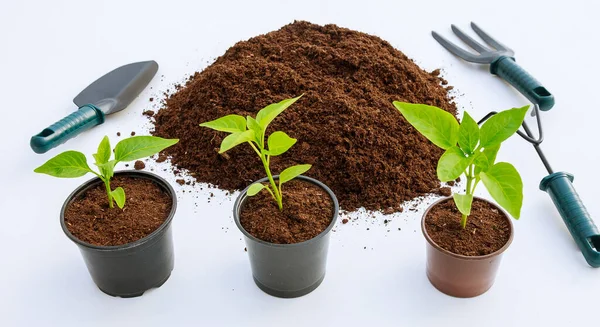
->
[156,153,168,163]
[134,160,145,170]
[434,187,452,197]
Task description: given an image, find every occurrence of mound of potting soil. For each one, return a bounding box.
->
[152,21,457,212]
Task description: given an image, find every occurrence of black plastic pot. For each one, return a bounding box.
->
[60,171,177,298]
[234,175,339,298]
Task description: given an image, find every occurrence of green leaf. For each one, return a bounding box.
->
[110,187,126,209]
[474,144,500,175]
[94,136,114,179]
[93,136,111,165]
[247,183,265,196]
[219,130,255,153]
[97,160,117,180]
[266,131,297,156]
[256,95,303,131]
[479,106,529,148]
[393,101,459,150]
[114,136,179,162]
[474,152,490,172]
[34,151,93,178]
[480,162,523,219]
[453,193,473,216]
[199,114,247,133]
[436,146,474,182]
[279,164,312,184]
[458,111,479,154]
[246,116,263,145]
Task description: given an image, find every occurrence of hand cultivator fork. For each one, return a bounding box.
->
[433,22,600,267]
[432,22,554,111]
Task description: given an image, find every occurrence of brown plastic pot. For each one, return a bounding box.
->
[422,196,514,298]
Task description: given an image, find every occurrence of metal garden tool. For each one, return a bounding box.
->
[432,22,554,111]
[30,60,159,154]
[433,23,600,267]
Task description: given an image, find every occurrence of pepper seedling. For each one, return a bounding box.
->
[200,95,311,210]
[34,136,179,209]
[394,102,527,228]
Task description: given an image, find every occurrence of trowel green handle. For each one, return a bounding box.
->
[490,56,555,111]
[540,172,600,267]
[30,104,105,154]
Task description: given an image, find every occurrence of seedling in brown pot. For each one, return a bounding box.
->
[200,95,311,210]
[394,102,527,228]
[34,136,178,209]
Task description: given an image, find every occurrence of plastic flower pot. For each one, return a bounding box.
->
[422,196,514,298]
[60,170,176,298]
[233,175,339,298]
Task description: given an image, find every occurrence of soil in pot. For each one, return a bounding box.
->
[424,198,511,256]
[64,175,173,246]
[240,179,334,244]
[152,20,457,213]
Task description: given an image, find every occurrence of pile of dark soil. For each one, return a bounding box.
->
[64,176,172,246]
[424,198,511,256]
[152,21,457,212]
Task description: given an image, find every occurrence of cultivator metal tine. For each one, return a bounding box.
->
[431,31,489,64]
[470,22,513,53]
[451,24,488,53]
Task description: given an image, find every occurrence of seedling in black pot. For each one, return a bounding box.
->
[34,135,179,298]
[200,95,312,209]
[201,96,339,298]
[35,135,178,208]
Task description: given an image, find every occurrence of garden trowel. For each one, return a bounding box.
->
[30,60,159,154]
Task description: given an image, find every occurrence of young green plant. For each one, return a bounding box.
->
[393,102,527,228]
[34,136,179,209]
[200,95,311,210]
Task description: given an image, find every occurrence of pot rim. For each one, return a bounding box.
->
[421,196,514,260]
[60,170,177,251]
[233,175,339,248]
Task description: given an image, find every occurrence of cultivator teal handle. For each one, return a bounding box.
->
[30,104,105,154]
[540,172,600,267]
[490,56,555,111]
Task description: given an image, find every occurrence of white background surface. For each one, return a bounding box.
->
[1,0,599,326]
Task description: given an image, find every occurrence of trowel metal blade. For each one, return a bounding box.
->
[73,60,158,114]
